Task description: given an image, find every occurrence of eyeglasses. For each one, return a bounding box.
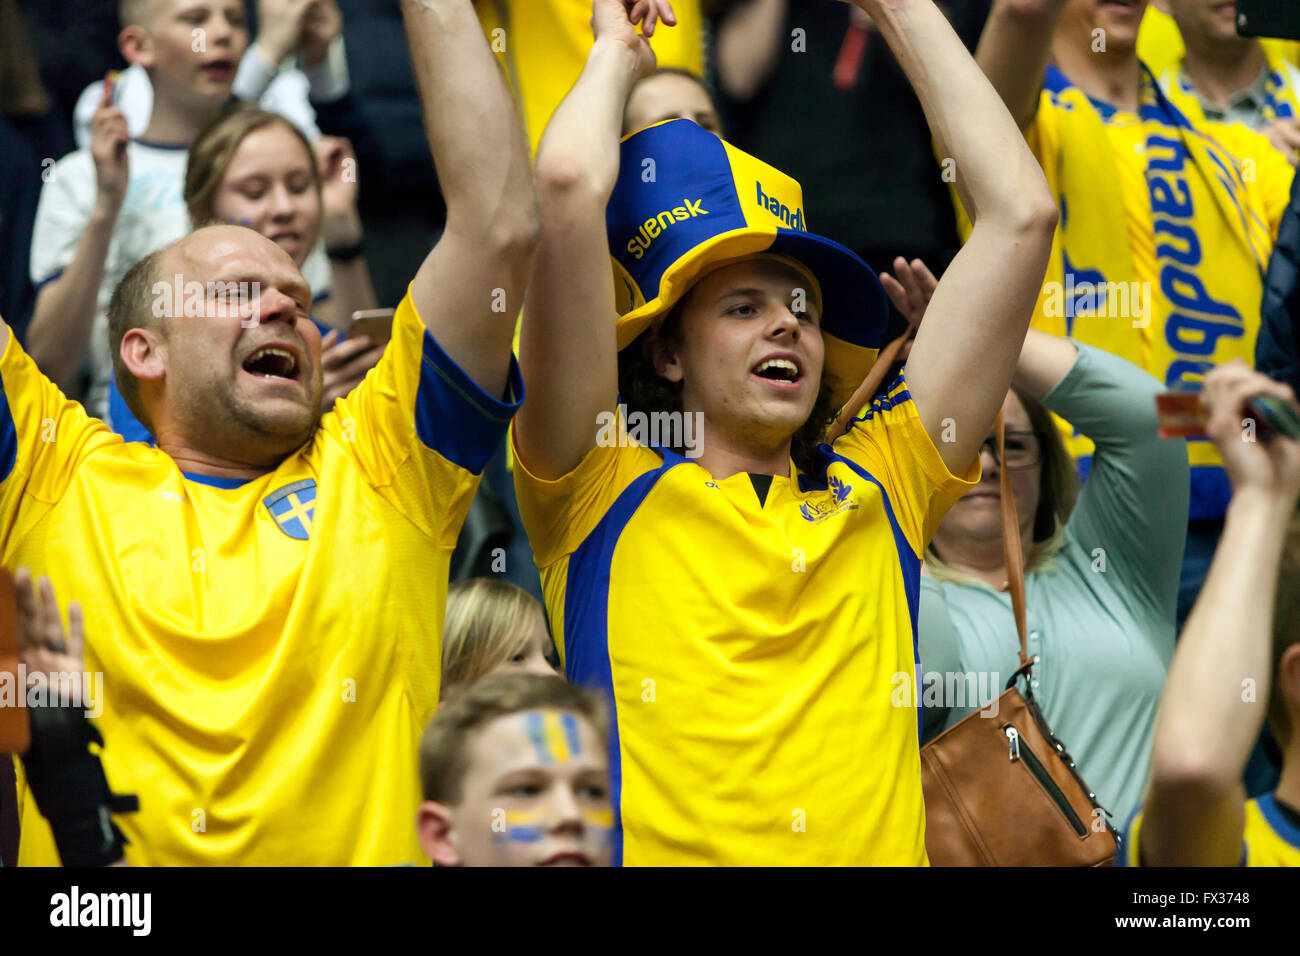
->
[979,429,1042,470]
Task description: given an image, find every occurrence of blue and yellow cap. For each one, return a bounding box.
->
[607,119,889,411]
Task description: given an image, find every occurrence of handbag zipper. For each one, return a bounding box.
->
[1004,726,1087,836]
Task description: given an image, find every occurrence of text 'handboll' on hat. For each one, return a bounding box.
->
[606,118,889,413]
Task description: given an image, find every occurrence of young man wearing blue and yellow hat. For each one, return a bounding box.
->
[511,0,1058,865]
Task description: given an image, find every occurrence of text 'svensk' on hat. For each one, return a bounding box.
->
[606,118,889,413]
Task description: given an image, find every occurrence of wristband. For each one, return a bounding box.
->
[21,702,138,867]
[326,240,366,263]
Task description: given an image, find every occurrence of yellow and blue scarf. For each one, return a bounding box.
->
[1159,44,1300,128]
[1025,64,1280,520]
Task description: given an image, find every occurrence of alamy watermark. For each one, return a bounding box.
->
[596,404,704,458]
[0,665,102,718]
[1042,277,1152,329]
[892,670,1002,717]
[151,274,263,328]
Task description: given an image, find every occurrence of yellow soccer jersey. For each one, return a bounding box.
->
[1124,793,1300,866]
[512,375,977,865]
[476,0,706,155]
[1137,6,1300,81]
[1016,66,1292,521]
[6,291,521,866]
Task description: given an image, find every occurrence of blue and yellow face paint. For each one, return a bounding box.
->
[499,806,549,844]
[491,711,611,846]
[582,808,615,847]
[524,710,582,764]
[495,805,614,845]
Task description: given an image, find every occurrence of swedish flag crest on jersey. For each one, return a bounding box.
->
[264,479,316,540]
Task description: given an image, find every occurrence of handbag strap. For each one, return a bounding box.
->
[824,330,911,445]
[996,409,1031,671]
[826,339,1031,673]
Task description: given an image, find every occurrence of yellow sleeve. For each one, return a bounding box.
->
[319,289,523,547]
[1123,810,1146,866]
[510,408,662,569]
[1122,805,1252,866]
[0,331,111,545]
[828,372,979,555]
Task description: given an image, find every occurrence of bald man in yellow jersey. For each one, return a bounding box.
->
[514,0,1057,865]
[476,0,706,154]
[5,0,537,865]
[1123,362,1300,867]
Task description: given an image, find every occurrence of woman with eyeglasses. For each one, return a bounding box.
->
[884,259,1190,827]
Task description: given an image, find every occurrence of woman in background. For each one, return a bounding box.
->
[108,104,383,438]
[889,260,1190,828]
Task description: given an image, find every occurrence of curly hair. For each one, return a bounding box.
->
[617,297,838,477]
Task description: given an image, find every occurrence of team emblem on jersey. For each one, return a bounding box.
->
[799,476,856,523]
[264,479,316,540]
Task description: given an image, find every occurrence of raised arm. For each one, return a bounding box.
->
[513,0,672,480]
[26,83,129,386]
[400,0,539,398]
[974,0,1063,130]
[1139,363,1300,867]
[853,0,1057,475]
[883,260,1076,398]
[714,0,788,102]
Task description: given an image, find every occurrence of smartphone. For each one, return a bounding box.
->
[1236,0,1300,41]
[348,308,395,344]
[1155,388,1300,440]
[1247,394,1300,440]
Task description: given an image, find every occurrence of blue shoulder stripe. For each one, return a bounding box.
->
[839,372,912,434]
[1258,793,1300,851]
[0,376,15,484]
[562,451,680,866]
[414,329,523,475]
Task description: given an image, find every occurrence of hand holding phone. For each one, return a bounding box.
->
[348,308,394,345]
[1156,388,1300,441]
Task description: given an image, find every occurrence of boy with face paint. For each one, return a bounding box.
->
[417,675,613,867]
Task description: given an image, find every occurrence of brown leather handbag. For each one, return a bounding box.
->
[917,413,1118,866]
[826,341,1118,866]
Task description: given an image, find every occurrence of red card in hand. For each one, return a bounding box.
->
[1155,390,1205,439]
